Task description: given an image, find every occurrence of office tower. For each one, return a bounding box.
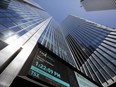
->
[0,0,76,87]
[0,0,11,9]
[61,15,116,87]
[80,0,116,11]
[37,20,76,66]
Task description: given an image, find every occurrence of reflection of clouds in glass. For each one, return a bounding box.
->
[5,34,19,44]
[0,30,15,40]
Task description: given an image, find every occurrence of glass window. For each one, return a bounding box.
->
[107,63,116,73]
[103,66,115,77]
[3,22,16,28]
[0,18,11,23]
[11,27,21,32]
[96,71,106,83]
[18,30,27,36]
[99,69,110,80]
[0,13,5,17]
[4,13,13,17]
[0,24,6,31]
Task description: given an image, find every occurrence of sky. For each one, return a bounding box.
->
[34,0,116,28]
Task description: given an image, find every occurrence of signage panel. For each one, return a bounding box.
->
[28,48,73,87]
[27,46,99,87]
[75,72,99,87]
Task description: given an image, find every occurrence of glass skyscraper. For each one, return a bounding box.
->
[38,19,75,66]
[0,0,76,87]
[61,15,116,87]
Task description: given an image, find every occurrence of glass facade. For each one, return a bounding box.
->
[61,15,116,87]
[0,0,49,50]
[0,1,76,87]
[0,0,75,67]
[38,19,76,66]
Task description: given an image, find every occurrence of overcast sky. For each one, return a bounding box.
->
[34,0,116,28]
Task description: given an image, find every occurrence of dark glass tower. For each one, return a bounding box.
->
[0,1,76,87]
[61,15,116,87]
[38,19,76,66]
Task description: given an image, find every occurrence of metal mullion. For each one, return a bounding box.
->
[3,20,41,43]
[71,35,88,63]
[103,40,116,48]
[47,25,52,50]
[73,27,97,47]
[95,51,115,77]
[110,32,116,36]
[93,52,115,81]
[57,35,61,58]
[53,29,56,53]
[66,36,81,68]
[95,50,116,67]
[61,28,78,68]
[108,35,116,39]
[90,56,106,82]
[90,56,108,82]
[80,25,107,39]
[69,36,86,65]
[100,44,116,59]
[85,61,98,81]
[85,62,93,78]
[82,64,88,76]
[105,37,116,43]
[80,67,84,73]
[83,25,108,36]
[50,26,54,52]
[101,43,116,53]
[80,66,86,74]
[80,27,103,44]
[84,23,110,33]
[53,30,58,55]
[82,27,101,43]
[96,49,116,73]
[0,17,41,32]
[86,60,101,83]
[98,45,116,60]
[41,22,50,45]
[91,54,112,81]
[73,30,95,55]
[96,49,115,66]
[45,23,51,48]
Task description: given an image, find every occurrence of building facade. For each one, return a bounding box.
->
[61,15,116,87]
[80,0,116,11]
[0,0,76,87]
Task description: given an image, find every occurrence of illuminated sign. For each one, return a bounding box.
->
[27,47,98,87]
[75,72,99,87]
[28,48,72,87]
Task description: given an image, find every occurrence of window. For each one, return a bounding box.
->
[0,24,6,31]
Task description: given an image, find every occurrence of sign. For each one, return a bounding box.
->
[28,48,72,87]
[75,72,99,87]
[27,47,98,87]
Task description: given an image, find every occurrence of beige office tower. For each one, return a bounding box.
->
[80,0,116,11]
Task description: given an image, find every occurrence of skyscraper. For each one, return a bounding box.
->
[61,15,116,87]
[0,0,76,87]
[80,0,116,11]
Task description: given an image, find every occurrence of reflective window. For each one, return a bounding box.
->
[11,27,21,32]
[0,17,11,23]
[0,24,6,30]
